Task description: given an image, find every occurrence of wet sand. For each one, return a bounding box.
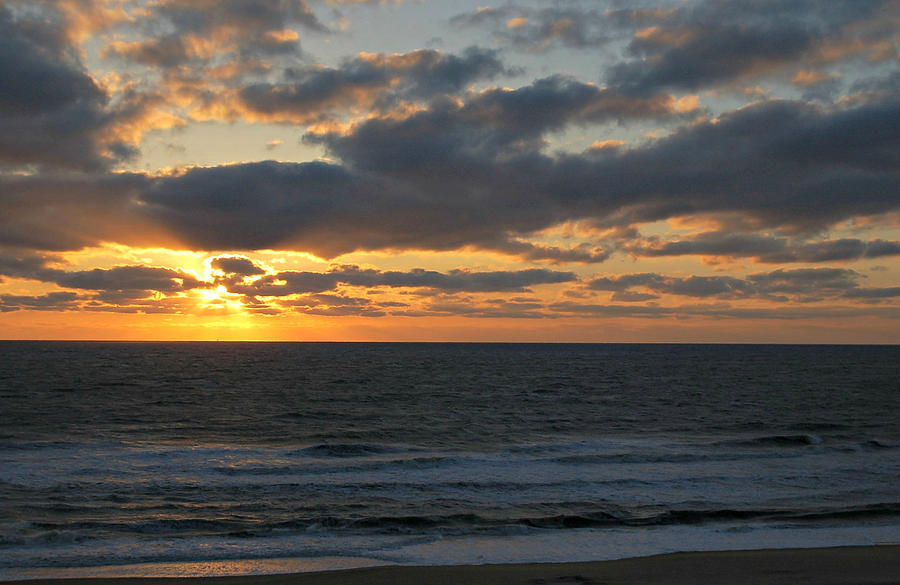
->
[6,545,900,585]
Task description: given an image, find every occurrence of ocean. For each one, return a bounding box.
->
[1,342,899,579]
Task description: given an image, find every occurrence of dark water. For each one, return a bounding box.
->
[1,342,899,577]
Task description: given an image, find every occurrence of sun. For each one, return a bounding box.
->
[194,285,246,312]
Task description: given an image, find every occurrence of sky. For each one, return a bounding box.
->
[0,0,898,342]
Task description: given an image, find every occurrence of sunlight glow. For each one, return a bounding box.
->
[195,285,245,312]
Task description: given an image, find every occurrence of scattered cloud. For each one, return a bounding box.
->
[1,0,899,338]
[625,233,900,263]
[587,267,873,303]
[0,5,133,170]
[237,47,510,123]
[451,5,611,51]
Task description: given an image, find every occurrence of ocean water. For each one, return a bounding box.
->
[1,342,899,579]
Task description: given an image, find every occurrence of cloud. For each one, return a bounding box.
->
[306,74,694,172]
[844,287,900,299]
[547,300,900,320]
[0,5,132,170]
[0,292,81,312]
[107,36,195,68]
[228,264,578,296]
[612,0,897,94]
[625,233,900,263]
[281,293,386,317]
[4,85,896,262]
[0,253,576,315]
[451,1,895,94]
[450,6,611,51]
[589,273,759,300]
[107,0,326,69]
[0,253,205,308]
[54,265,203,293]
[546,95,900,233]
[238,47,509,123]
[0,172,156,251]
[0,249,64,281]
[210,255,268,277]
[2,253,896,318]
[449,6,514,28]
[486,238,611,264]
[746,267,860,295]
[334,266,577,292]
[608,21,816,95]
[142,73,682,255]
[141,160,387,253]
[587,267,865,302]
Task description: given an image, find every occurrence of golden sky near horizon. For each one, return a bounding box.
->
[1,0,899,341]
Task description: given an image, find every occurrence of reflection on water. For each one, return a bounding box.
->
[5,556,393,580]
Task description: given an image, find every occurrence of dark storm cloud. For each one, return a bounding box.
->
[0,5,128,170]
[239,47,509,119]
[626,233,900,263]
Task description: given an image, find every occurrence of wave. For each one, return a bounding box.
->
[862,439,897,450]
[715,434,823,448]
[213,454,456,477]
[13,502,900,544]
[290,443,411,458]
[711,434,899,452]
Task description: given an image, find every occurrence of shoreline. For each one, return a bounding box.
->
[5,545,900,585]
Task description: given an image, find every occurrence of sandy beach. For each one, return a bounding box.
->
[6,546,900,585]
